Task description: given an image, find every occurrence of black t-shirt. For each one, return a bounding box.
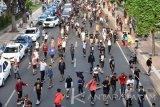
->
[134,69,140,79]
[138,89,146,99]
[102,80,110,89]
[66,77,72,88]
[34,82,43,91]
[110,76,118,85]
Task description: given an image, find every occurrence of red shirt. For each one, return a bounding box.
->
[54,92,64,105]
[16,81,27,92]
[42,44,48,52]
[118,74,127,85]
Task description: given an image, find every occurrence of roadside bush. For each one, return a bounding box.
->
[0,12,11,30]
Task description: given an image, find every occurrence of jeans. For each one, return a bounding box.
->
[126,98,132,107]
[40,71,45,82]
[148,66,151,74]
[90,62,94,72]
[94,74,100,83]
[121,84,126,94]
[138,98,144,107]
[55,105,61,107]
[71,54,74,61]
[108,45,111,54]
[78,85,83,94]
[90,91,95,102]
[44,52,47,58]
[36,91,41,101]
[111,85,116,94]
[100,61,104,68]
[14,73,20,79]
[135,79,139,89]
[83,48,86,56]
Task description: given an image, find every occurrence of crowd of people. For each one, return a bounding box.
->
[11,0,157,107]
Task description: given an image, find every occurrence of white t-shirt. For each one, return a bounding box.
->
[83,42,87,49]
[44,34,48,40]
[93,67,101,74]
[62,41,66,48]
[40,62,47,71]
[108,40,112,46]
[35,42,39,49]
[33,51,39,59]
[126,79,134,87]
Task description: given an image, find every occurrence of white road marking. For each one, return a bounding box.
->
[75,41,77,47]
[4,90,15,107]
[74,58,76,67]
[27,65,31,69]
[116,41,152,106]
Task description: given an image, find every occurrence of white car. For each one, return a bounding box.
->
[43,16,59,28]
[0,59,11,86]
[63,3,73,12]
[1,43,25,62]
[24,27,40,42]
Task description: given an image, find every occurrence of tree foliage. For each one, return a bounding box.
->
[125,0,160,35]
[26,0,32,11]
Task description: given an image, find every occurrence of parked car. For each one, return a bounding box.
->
[43,16,59,28]
[1,43,25,62]
[24,27,40,42]
[0,59,11,86]
[38,14,48,25]
[14,34,33,51]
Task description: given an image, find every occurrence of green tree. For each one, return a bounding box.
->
[4,0,18,32]
[26,0,32,11]
[18,0,27,23]
[125,0,160,56]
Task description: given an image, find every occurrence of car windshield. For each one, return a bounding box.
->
[62,11,69,15]
[39,16,46,19]
[46,18,53,21]
[25,30,35,34]
[4,47,18,53]
[16,38,26,43]
[64,5,72,8]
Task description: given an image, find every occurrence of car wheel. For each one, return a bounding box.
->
[2,79,5,87]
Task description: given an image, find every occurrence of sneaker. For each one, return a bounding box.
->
[36,100,40,105]
[91,101,94,105]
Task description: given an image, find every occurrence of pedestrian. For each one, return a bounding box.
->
[35,41,40,51]
[44,33,48,43]
[110,73,118,100]
[126,75,134,93]
[42,42,48,59]
[109,56,115,73]
[85,76,97,105]
[103,1,106,8]
[65,75,73,98]
[58,58,66,82]
[125,84,132,107]
[89,17,93,28]
[77,76,85,98]
[152,103,156,107]
[16,78,28,105]
[70,44,75,63]
[27,47,32,64]
[99,44,105,54]
[47,64,53,88]
[49,46,55,63]
[93,65,101,84]
[13,59,20,79]
[102,76,110,105]
[138,86,146,107]
[32,51,38,75]
[50,37,55,48]
[42,28,46,40]
[107,38,112,54]
[99,51,106,70]
[39,59,47,83]
[54,88,64,107]
[88,52,95,73]
[134,67,141,90]
[113,30,117,43]
[129,23,132,34]
[129,56,134,69]
[34,78,43,105]
[82,40,87,57]
[62,39,66,54]
[23,94,32,107]
[146,58,152,76]
[118,73,127,97]
[26,11,29,20]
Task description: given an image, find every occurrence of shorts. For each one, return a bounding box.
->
[50,55,54,58]
[33,65,36,69]
[103,88,110,95]
[60,71,64,75]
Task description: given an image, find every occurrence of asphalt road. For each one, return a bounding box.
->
[0,16,160,107]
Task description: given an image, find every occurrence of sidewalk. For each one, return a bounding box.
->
[0,7,42,46]
[102,3,160,95]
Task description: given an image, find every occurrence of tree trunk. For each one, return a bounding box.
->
[22,11,27,23]
[151,30,156,56]
[11,14,18,32]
